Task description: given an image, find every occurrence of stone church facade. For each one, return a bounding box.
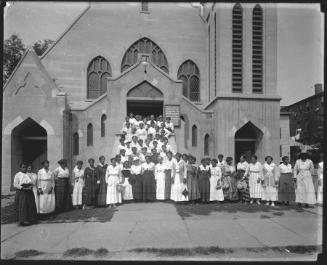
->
[2,2,289,193]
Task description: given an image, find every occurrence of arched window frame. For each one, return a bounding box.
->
[178,60,200,102]
[121,38,169,73]
[101,114,107,137]
[252,4,263,93]
[87,123,93,146]
[73,132,79,155]
[192,125,198,147]
[232,3,243,92]
[204,134,210,156]
[87,56,112,99]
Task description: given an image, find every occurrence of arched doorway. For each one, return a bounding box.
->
[126,81,164,117]
[234,122,263,163]
[11,118,47,188]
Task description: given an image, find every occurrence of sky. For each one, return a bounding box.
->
[4,2,324,105]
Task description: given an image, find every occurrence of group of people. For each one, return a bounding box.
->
[13,113,323,226]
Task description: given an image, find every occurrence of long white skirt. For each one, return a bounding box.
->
[155,171,165,200]
[72,180,84,206]
[122,178,133,201]
[295,171,316,204]
[210,175,224,201]
[39,192,55,214]
[32,187,40,213]
[249,173,263,199]
[106,175,122,204]
[170,173,188,202]
[262,186,277,201]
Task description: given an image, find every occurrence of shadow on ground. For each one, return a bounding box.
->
[174,201,308,219]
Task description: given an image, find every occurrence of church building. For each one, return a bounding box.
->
[2,2,289,193]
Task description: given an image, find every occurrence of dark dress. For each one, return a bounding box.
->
[186,164,200,201]
[142,163,156,201]
[82,167,97,206]
[96,164,108,207]
[278,173,295,202]
[222,166,239,201]
[16,187,37,224]
[131,165,143,201]
[164,169,172,200]
[198,165,211,202]
[55,179,72,212]
[236,169,250,202]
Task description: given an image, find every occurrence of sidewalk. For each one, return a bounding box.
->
[1,202,322,260]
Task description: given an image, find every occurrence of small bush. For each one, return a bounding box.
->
[14,249,44,258]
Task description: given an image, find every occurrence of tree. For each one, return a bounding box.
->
[3,35,54,85]
[3,33,26,85]
[32,39,54,56]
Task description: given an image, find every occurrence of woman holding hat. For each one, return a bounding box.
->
[141,155,156,201]
[53,159,72,213]
[82,158,97,209]
[96,156,108,207]
[130,156,143,201]
[293,149,316,207]
[278,156,295,205]
[72,161,85,209]
[37,160,55,214]
[105,158,122,207]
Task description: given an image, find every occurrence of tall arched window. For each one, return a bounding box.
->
[73,132,79,155]
[232,3,243,92]
[121,38,169,73]
[178,60,200,102]
[101,114,106,137]
[87,56,112,99]
[204,134,210,156]
[252,4,263,93]
[192,125,197,147]
[87,123,93,146]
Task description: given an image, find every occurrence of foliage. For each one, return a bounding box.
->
[3,34,54,85]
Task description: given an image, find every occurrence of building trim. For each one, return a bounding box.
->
[69,93,107,111]
[282,92,324,109]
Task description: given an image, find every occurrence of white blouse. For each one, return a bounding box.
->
[73,167,84,183]
[237,161,249,171]
[53,166,69,178]
[155,163,166,175]
[131,164,142,175]
[105,165,121,183]
[279,163,292,174]
[142,162,155,172]
[14,172,33,189]
[210,165,222,178]
[37,168,54,190]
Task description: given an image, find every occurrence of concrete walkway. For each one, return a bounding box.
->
[1,202,322,260]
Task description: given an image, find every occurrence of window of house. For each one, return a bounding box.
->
[204,134,210,155]
[87,123,93,146]
[252,4,263,93]
[192,125,198,147]
[232,3,243,92]
[141,2,149,12]
[73,132,79,155]
[178,60,200,102]
[101,114,106,137]
[87,56,112,99]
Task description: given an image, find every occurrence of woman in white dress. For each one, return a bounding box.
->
[26,164,39,214]
[37,160,55,214]
[171,153,188,202]
[121,161,133,201]
[155,156,166,200]
[209,159,224,202]
[72,161,84,209]
[262,156,278,206]
[136,122,148,141]
[317,160,323,205]
[106,158,122,207]
[246,155,264,204]
[293,151,316,207]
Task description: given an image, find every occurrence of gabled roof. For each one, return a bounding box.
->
[40,3,91,60]
[3,48,59,94]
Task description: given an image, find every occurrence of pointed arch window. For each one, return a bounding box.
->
[73,132,79,155]
[87,123,93,146]
[178,60,200,102]
[232,3,243,92]
[121,38,169,73]
[87,56,112,99]
[204,134,210,156]
[101,114,106,137]
[252,4,263,93]
[192,125,198,147]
